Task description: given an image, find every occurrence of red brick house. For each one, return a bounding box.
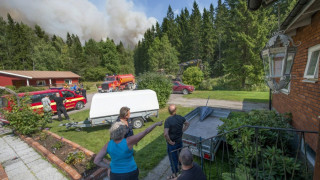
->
[0,70,80,88]
[272,0,320,165]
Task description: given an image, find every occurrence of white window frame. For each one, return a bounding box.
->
[36,80,46,86]
[64,79,72,85]
[304,44,320,80]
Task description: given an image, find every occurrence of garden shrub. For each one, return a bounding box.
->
[182,67,204,88]
[0,95,44,135]
[218,110,305,179]
[198,79,216,90]
[17,86,46,93]
[137,72,172,108]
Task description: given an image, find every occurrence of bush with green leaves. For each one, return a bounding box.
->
[182,67,204,88]
[218,110,306,179]
[0,95,45,135]
[137,72,172,108]
[16,86,46,93]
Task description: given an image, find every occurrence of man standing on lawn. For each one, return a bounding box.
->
[53,93,70,121]
[41,94,52,123]
[164,104,190,179]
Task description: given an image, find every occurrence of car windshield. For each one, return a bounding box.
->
[179,82,186,85]
[105,77,115,81]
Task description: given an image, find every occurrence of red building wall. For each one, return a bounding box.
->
[0,74,25,86]
[273,12,320,151]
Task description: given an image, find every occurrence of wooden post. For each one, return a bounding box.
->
[313,119,320,180]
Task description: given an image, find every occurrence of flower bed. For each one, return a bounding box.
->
[19,130,108,180]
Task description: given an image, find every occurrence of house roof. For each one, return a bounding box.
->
[0,70,80,79]
[281,0,320,36]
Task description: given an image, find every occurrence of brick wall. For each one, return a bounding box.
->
[273,11,320,151]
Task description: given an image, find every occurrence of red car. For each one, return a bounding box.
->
[172,81,195,94]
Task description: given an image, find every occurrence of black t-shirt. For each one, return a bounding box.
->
[53,96,65,107]
[81,89,87,97]
[177,163,207,180]
[164,115,186,143]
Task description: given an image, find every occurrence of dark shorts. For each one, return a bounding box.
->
[110,168,139,180]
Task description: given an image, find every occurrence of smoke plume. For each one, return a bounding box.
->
[0,0,157,47]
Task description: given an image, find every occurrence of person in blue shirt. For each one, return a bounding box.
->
[94,121,162,180]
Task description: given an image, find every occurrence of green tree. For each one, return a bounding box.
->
[99,38,120,74]
[201,8,216,77]
[148,35,179,74]
[182,66,204,88]
[137,72,172,108]
[117,42,135,74]
[189,1,202,59]
[224,0,275,88]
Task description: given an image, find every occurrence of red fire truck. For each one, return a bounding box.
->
[98,74,135,93]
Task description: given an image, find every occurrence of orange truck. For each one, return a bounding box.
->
[98,74,135,93]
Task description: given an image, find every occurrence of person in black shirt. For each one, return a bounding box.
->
[80,88,87,100]
[164,104,190,179]
[53,93,70,121]
[116,106,134,138]
[172,148,206,180]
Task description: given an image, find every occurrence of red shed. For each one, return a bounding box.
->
[0,70,80,88]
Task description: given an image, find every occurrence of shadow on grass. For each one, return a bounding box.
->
[135,133,167,178]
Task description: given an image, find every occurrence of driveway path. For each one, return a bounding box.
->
[0,130,67,180]
[168,94,268,111]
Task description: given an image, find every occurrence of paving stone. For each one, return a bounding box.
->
[8,171,37,180]
[0,153,18,163]
[28,159,53,174]
[13,144,30,151]
[6,164,29,178]
[21,153,42,164]
[35,167,67,180]
[2,159,23,171]
[15,148,34,157]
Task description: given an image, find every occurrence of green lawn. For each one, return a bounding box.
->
[184,90,269,103]
[47,106,194,178]
[82,81,103,94]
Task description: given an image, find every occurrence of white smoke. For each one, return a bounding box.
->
[0,0,157,47]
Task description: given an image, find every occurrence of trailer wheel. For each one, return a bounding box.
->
[132,118,144,129]
[76,102,84,110]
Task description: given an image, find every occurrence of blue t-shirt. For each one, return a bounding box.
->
[107,139,137,173]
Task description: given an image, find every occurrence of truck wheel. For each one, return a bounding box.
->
[76,102,84,110]
[132,118,144,129]
[182,89,189,95]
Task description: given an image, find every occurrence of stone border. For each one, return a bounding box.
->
[0,164,9,180]
[19,131,108,180]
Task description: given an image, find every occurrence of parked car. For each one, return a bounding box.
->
[172,81,194,94]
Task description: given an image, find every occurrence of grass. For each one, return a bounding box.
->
[81,81,103,94]
[184,90,269,103]
[47,106,194,178]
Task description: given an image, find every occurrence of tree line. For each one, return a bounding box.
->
[0,0,296,87]
[134,0,296,88]
[0,14,134,81]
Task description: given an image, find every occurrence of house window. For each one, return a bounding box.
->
[65,79,72,85]
[304,44,320,80]
[36,80,46,86]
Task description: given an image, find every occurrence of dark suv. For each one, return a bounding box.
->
[172,81,195,94]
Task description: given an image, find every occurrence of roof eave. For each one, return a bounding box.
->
[0,71,32,79]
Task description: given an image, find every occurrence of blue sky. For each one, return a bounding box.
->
[89,0,222,24]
